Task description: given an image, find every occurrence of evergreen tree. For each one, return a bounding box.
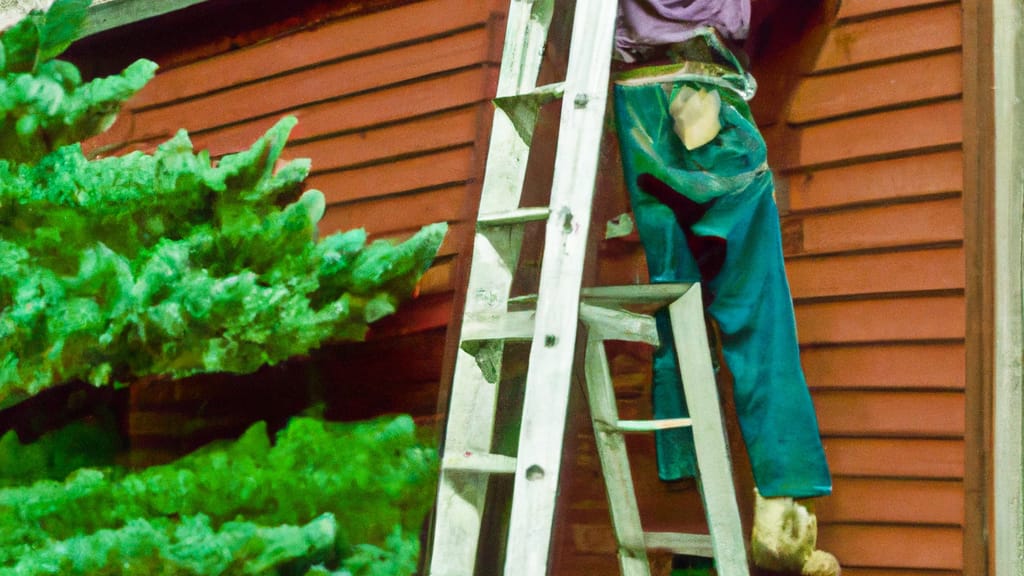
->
[0,1,444,573]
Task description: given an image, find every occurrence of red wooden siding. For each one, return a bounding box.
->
[786,247,965,298]
[788,52,963,124]
[773,100,962,169]
[800,343,965,389]
[785,150,962,211]
[777,1,967,573]
[812,3,961,72]
[836,0,952,19]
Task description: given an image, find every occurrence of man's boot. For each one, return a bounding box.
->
[750,489,841,576]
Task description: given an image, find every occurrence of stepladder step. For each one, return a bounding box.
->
[580,302,660,345]
[606,417,693,433]
[460,284,701,350]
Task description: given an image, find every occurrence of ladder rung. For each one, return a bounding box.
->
[443,451,517,474]
[492,82,566,146]
[460,310,535,342]
[644,532,714,558]
[462,301,659,345]
[582,284,695,307]
[494,81,566,107]
[612,418,693,433]
[580,303,659,345]
[523,81,566,100]
[477,207,551,228]
[510,283,696,308]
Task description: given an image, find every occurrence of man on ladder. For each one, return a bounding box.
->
[614,2,840,574]
[428,1,841,574]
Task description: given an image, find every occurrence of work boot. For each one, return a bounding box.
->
[750,489,841,576]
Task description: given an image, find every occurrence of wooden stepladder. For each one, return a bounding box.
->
[580,284,749,576]
[427,0,750,574]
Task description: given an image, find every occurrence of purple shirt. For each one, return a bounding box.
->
[616,0,751,62]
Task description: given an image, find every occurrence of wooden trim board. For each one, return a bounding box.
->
[83,0,212,37]
[961,0,996,573]
[0,1,213,37]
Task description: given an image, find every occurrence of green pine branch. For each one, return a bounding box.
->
[0,2,447,407]
[0,415,437,575]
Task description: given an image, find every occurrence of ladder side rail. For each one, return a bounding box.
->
[667,285,750,576]
[478,0,553,215]
[501,1,620,573]
[584,335,652,576]
[429,2,555,574]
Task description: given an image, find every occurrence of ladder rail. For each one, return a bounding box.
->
[584,334,652,576]
[428,1,554,574]
[502,0,620,573]
[668,286,750,576]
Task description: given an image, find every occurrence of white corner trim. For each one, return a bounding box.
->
[993,0,1024,574]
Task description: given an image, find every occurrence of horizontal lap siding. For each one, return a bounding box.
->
[125,27,491,143]
[835,0,953,19]
[181,67,493,160]
[814,391,965,437]
[778,100,962,169]
[794,296,964,343]
[93,0,500,317]
[820,525,963,571]
[128,0,497,107]
[787,247,965,299]
[789,52,962,124]
[813,3,961,72]
[777,2,966,573]
[824,437,965,478]
[290,107,480,173]
[818,478,963,524]
[800,343,965,388]
[785,150,963,211]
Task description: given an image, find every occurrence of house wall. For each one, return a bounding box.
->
[73,0,975,574]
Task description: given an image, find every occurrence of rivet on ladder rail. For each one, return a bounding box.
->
[525,464,545,480]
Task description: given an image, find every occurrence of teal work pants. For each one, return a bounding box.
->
[613,80,831,498]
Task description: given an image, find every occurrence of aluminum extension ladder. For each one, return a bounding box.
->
[427,1,750,574]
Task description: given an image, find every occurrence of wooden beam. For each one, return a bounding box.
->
[962,0,995,573]
[0,0,215,37]
[82,0,212,37]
